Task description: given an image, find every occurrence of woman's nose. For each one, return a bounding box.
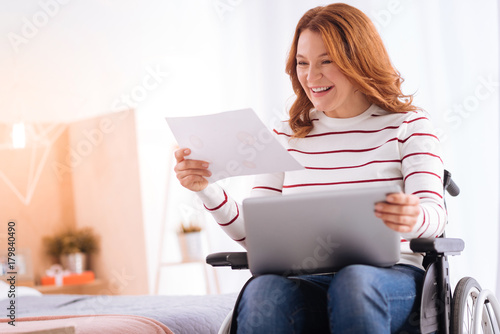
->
[307,65,322,81]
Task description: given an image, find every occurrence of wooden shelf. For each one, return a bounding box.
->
[34,279,106,295]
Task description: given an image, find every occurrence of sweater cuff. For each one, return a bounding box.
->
[196,183,226,209]
[401,207,424,239]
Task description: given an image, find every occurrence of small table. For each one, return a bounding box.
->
[34,279,106,295]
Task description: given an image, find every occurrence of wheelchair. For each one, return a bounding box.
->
[207,170,500,333]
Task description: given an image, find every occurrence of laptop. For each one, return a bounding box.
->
[242,184,402,276]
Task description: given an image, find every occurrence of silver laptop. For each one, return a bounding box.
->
[243,184,402,276]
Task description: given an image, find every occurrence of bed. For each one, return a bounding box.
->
[0,282,237,333]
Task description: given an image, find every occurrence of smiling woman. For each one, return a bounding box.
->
[173,3,449,333]
[286,3,417,137]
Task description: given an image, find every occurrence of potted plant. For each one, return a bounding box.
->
[178,221,204,262]
[43,227,99,273]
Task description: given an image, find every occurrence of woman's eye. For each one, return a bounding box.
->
[297,61,308,66]
[322,60,332,64]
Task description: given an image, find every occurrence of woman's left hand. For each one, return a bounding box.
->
[374,193,420,233]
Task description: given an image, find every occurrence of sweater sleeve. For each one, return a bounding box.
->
[196,172,285,248]
[197,183,246,246]
[250,172,285,197]
[398,112,447,240]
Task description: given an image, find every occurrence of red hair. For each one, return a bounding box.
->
[286,3,417,138]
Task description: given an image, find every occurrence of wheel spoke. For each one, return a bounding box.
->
[462,288,480,333]
[465,298,470,332]
[466,294,474,332]
[451,277,492,334]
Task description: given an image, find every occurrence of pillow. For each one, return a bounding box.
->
[0,279,42,300]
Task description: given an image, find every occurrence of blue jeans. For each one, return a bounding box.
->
[236,264,424,334]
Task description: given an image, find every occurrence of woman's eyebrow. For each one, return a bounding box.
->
[296,52,329,58]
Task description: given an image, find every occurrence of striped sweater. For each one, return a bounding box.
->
[197,104,446,269]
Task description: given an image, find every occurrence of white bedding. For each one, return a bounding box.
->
[1,292,237,334]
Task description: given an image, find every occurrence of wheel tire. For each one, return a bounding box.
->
[451,277,482,334]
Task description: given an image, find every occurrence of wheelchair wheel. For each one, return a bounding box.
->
[451,277,497,334]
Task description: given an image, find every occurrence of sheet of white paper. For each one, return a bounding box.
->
[166,108,304,182]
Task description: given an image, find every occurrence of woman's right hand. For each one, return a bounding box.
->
[174,148,212,192]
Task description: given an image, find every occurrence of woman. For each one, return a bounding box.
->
[174,3,445,333]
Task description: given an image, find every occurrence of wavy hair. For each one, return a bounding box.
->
[286,3,417,138]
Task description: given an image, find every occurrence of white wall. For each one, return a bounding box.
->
[1,0,498,296]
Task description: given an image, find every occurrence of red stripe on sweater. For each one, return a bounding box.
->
[273,129,292,136]
[252,186,282,193]
[418,198,446,212]
[283,177,403,188]
[400,133,439,143]
[402,152,443,163]
[274,117,428,138]
[418,208,429,238]
[287,134,436,155]
[288,138,399,155]
[413,190,443,199]
[371,110,419,116]
[218,203,239,227]
[416,210,426,233]
[418,199,448,226]
[431,206,442,237]
[305,159,401,171]
[204,190,228,211]
[407,116,429,123]
[404,171,443,183]
[282,127,401,138]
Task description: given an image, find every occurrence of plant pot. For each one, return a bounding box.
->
[178,232,203,262]
[60,252,87,273]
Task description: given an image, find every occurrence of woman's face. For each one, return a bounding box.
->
[296,29,367,118]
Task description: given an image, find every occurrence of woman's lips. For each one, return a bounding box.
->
[310,85,333,96]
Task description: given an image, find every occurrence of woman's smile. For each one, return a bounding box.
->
[310,85,334,96]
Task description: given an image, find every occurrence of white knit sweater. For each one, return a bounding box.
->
[197,104,446,269]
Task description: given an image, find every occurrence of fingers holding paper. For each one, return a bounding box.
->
[374,193,420,233]
[174,148,211,192]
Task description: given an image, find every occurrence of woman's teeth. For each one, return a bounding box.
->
[312,86,332,93]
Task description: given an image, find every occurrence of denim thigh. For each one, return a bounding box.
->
[236,264,424,334]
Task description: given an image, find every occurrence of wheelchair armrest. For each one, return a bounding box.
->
[410,238,465,256]
[206,252,249,270]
